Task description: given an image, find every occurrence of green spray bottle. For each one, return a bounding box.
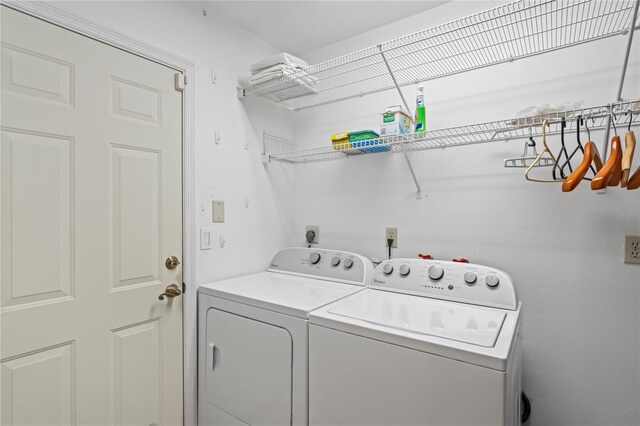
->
[415,84,426,133]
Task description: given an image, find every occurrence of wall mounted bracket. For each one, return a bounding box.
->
[379,46,424,199]
[599,0,640,194]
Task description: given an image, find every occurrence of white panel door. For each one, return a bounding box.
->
[206,309,293,426]
[0,6,183,425]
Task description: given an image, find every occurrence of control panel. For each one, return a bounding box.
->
[268,248,373,285]
[371,258,517,310]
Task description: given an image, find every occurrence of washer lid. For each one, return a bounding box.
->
[328,289,505,347]
[199,272,363,318]
[310,288,521,370]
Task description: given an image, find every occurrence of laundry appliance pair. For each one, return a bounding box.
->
[198,247,522,426]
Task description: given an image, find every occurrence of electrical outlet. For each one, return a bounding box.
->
[624,235,640,264]
[305,225,319,244]
[386,227,398,248]
[212,200,225,222]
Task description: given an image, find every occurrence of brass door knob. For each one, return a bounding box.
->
[158,284,182,300]
[165,256,181,270]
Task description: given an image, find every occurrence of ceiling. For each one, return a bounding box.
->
[207,1,448,57]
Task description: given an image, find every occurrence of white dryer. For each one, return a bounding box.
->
[309,258,522,426]
[198,247,373,426]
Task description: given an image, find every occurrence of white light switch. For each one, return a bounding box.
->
[200,228,212,250]
[212,200,225,223]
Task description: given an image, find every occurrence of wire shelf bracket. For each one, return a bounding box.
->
[597,0,640,194]
[378,44,424,199]
[603,0,640,160]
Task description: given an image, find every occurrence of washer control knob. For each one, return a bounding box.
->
[399,264,410,276]
[310,252,321,265]
[428,265,444,280]
[331,256,341,267]
[486,274,500,288]
[344,258,354,269]
[464,272,477,284]
[382,263,394,275]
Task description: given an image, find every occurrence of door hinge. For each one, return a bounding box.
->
[175,73,186,92]
[182,282,186,293]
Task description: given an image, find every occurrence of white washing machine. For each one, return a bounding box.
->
[309,258,522,426]
[198,247,373,426]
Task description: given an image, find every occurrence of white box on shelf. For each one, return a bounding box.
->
[381,106,412,136]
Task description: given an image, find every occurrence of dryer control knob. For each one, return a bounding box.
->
[310,252,321,265]
[464,272,477,284]
[428,265,444,280]
[382,263,394,275]
[486,274,500,288]
[399,264,410,276]
[331,256,341,267]
[344,258,354,269]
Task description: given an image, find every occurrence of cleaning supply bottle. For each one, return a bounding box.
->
[415,84,426,133]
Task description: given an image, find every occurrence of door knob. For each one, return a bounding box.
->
[165,256,181,270]
[158,283,182,300]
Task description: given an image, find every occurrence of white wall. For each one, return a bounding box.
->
[47,1,296,424]
[43,3,300,276]
[289,2,640,426]
[51,0,296,282]
[32,1,640,425]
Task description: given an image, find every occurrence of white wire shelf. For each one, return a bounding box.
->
[242,0,640,110]
[264,101,640,164]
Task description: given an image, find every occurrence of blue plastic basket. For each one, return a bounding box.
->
[348,130,389,153]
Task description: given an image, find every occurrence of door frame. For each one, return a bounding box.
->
[0,2,198,424]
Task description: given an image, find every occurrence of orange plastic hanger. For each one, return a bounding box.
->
[525,119,560,183]
[627,166,640,190]
[591,117,623,190]
[562,141,603,192]
[591,136,622,190]
[621,112,636,187]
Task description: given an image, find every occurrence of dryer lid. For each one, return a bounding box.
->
[327,289,506,347]
[199,272,364,318]
[199,248,374,318]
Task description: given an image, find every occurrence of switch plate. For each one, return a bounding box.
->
[200,228,212,250]
[305,225,319,244]
[624,235,640,264]
[212,200,225,222]
[386,227,398,248]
